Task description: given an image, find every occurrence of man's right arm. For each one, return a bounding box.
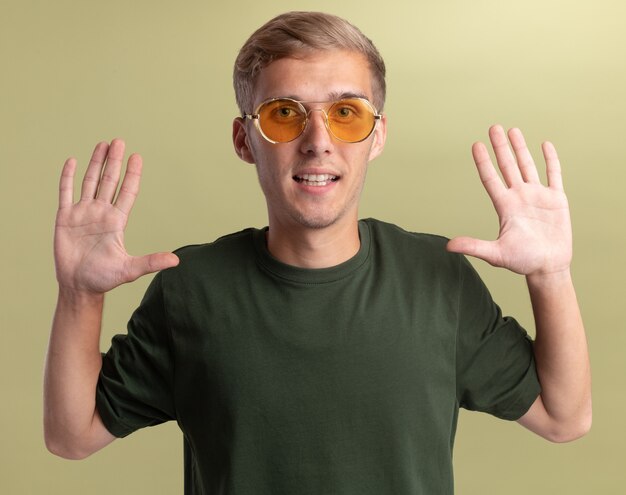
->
[44,290,114,459]
[43,140,179,459]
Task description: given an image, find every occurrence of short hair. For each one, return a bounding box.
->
[233,11,387,115]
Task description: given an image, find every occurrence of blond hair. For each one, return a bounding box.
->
[233,11,386,114]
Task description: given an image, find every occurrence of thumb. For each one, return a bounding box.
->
[126,252,180,282]
[446,237,501,266]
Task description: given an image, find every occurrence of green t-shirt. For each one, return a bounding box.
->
[96,218,540,494]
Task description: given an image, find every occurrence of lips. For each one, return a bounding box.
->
[293,173,339,187]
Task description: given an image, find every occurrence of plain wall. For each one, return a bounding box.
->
[1,0,624,493]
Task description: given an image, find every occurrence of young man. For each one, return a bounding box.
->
[44,11,591,495]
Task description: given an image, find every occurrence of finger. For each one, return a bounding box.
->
[59,157,77,208]
[472,141,506,202]
[542,141,564,191]
[446,237,502,267]
[115,153,143,215]
[96,138,126,203]
[80,141,109,200]
[126,252,180,282]
[489,124,523,187]
[508,128,540,184]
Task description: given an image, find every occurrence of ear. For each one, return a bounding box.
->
[232,117,256,164]
[368,114,387,162]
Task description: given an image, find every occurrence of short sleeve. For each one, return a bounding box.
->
[96,272,176,437]
[455,257,541,420]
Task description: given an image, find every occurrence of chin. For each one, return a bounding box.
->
[291,214,335,230]
[290,207,351,230]
[299,219,337,230]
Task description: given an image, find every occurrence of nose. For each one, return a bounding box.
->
[299,108,334,155]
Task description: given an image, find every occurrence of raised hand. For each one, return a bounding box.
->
[54,139,179,294]
[447,125,572,277]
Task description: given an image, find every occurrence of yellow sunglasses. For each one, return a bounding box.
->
[244,97,382,144]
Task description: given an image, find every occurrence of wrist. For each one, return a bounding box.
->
[526,268,573,292]
[51,287,105,344]
[57,286,105,310]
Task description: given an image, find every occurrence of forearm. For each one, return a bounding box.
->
[44,289,113,458]
[526,269,591,439]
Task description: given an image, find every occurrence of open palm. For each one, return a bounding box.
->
[447,126,572,276]
[54,140,178,294]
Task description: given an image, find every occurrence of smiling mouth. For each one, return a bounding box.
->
[293,173,339,187]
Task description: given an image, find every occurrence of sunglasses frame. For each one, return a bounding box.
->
[243,97,382,144]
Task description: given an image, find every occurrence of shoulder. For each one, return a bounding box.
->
[161,227,259,282]
[361,218,469,287]
[363,218,456,263]
[173,228,256,259]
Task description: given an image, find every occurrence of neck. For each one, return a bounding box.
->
[266,218,361,269]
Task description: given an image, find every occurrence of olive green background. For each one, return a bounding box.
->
[1,0,624,493]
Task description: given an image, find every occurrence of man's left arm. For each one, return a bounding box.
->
[447,125,591,442]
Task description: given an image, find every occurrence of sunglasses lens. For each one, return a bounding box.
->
[255,98,378,143]
[257,99,306,143]
[327,99,377,142]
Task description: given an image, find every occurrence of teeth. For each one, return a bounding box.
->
[294,173,338,186]
[299,174,335,181]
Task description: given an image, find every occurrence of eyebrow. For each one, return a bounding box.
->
[327,91,370,101]
[270,91,370,103]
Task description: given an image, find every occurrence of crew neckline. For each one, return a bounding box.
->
[253,220,372,285]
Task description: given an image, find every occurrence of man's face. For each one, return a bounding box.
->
[233,49,387,232]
